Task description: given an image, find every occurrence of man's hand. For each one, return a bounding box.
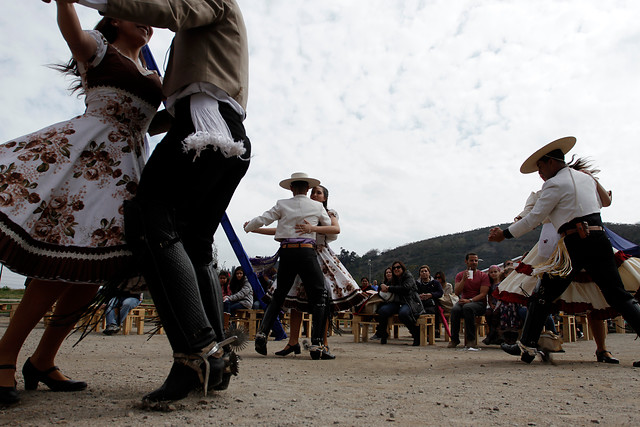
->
[419,293,432,300]
[488,227,505,242]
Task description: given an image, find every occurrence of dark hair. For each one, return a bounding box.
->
[434,271,446,282]
[391,261,406,272]
[465,252,477,261]
[360,277,369,282]
[229,266,246,294]
[314,185,329,210]
[390,261,407,285]
[290,181,310,193]
[542,148,566,163]
[567,156,600,175]
[218,270,230,280]
[419,265,431,273]
[51,17,146,95]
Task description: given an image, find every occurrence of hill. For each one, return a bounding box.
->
[337,223,640,284]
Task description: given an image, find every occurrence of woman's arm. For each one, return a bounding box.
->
[579,170,612,207]
[56,1,98,63]
[389,273,415,296]
[295,215,340,236]
[594,178,612,207]
[429,280,444,299]
[249,227,276,236]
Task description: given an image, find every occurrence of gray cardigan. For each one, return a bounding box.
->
[227,277,253,309]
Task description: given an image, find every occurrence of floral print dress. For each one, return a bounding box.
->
[271,209,367,312]
[0,31,163,284]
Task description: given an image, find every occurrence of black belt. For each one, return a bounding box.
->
[561,225,603,238]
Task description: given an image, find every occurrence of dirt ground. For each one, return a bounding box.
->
[1,318,640,426]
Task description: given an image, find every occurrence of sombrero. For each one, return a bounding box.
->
[279,172,321,189]
[520,136,576,174]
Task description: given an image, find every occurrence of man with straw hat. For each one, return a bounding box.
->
[488,137,640,364]
[244,173,332,359]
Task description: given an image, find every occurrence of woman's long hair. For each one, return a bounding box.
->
[229,267,246,294]
[51,17,120,95]
[390,261,407,285]
[315,185,329,210]
[567,156,600,175]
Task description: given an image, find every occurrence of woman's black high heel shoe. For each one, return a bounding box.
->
[0,364,20,406]
[596,350,619,364]
[22,358,87,392]
[274,343,301,356]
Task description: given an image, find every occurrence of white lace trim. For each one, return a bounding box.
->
[181,93,246,161]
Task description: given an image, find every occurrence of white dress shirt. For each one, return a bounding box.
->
[509,167,602,238]
[244,195,332,242]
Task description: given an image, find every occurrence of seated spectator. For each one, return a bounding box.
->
[103,291,143,335]
[223,267,254,315]
[416,265,443,311]
[360,277,377,292]
[370,267,393,340]
[371,280,379,291]
[497,267,521,344]
[254,267,276,309]
[376,261,425,346]
[448,253,490,349]
[482,265,503,345]
[219,270,231,298]
[416,265,444,337]
[435,271,458,314]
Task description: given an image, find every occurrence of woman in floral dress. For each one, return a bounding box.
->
[0,1,162,406]
[251,185,366,359]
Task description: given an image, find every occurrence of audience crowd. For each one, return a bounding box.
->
[217,251,554,351]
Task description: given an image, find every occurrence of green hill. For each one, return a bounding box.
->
[338,223,640,284]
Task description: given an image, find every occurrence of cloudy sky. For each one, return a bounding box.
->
[1,1,640,287]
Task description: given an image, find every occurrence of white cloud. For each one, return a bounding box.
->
[1,0,639,285]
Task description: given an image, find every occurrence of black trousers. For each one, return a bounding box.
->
[129,97,251,353]
[138,99,251,265]
[259,247,326,342]
[520,230,638,346]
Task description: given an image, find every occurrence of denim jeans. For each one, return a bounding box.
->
[105,297,141,326]
[224,301,246,316]
[376,302,416,338]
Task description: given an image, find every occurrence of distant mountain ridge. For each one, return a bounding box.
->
[338,223,640,284]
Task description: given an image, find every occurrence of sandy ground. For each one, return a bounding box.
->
[1,318,640,426]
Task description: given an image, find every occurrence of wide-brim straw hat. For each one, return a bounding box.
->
[520,136,576,174]
[279,172,321,189]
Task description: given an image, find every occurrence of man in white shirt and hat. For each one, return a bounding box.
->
[244,172,332,359]
[488,136,640,364]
